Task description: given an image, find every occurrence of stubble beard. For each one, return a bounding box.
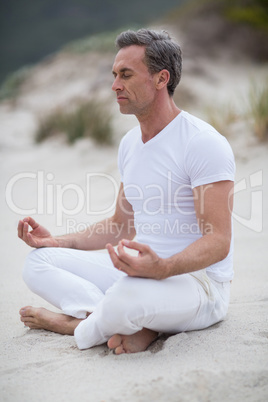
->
[119,100,150,119]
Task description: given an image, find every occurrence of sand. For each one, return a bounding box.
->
[0,35,268,402]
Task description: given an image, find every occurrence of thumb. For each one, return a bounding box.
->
[121,239,149,253]
[23,216,39,230]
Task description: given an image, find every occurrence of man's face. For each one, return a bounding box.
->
[112,45,157,117]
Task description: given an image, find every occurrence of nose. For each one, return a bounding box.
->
[112,76,123,92]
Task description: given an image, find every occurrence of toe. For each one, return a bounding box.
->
[114,345,126,355]
[107,334,122,350]
[20,306,33,316]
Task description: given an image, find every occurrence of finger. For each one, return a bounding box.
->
[18,220,24,238]
[23,216,39,230]
[26,232,37,247]
[106,243,120,267]
[22,223,36,247]
[106,244,130,272]
[117,241,137,266]
[121,239,149,253]
[22,222,29,241]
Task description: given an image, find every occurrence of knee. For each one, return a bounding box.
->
[99,277,145,325]
[22,248,47,289]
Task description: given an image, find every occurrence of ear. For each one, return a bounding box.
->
[155,69,170,90]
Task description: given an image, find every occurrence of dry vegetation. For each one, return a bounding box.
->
[248,79,268,141]
[0,0,267,145]
[36,100,113,145]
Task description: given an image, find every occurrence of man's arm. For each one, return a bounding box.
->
[18,183,135,250]
[106,180,234,279]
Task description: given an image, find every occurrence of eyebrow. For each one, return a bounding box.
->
[112,67,134,76]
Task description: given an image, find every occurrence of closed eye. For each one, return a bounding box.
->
[112,68,134,79]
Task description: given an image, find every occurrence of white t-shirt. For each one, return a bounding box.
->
[118,111,235,281]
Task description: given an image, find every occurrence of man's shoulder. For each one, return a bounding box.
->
[179,111,232,153]
[179,111,217,135]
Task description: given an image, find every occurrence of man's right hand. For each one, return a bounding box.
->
[17,217,59,248]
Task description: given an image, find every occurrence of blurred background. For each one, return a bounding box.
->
[0,0,187,85]
[0,0,267,141]
[1,0,268,233]
[1,4,268,400]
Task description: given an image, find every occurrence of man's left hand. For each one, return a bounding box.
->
[106,240,168,280]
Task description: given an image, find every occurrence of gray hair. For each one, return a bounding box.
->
[115,28,182,96]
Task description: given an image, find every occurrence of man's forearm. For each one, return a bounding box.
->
[55,217,135,251]
[164,233,231,278]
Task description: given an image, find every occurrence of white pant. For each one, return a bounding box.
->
[23,247,231,350]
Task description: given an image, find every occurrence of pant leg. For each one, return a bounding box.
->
[74,269,231,349]
[23,247,125,318]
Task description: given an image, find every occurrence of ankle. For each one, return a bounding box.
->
[64,316,83,335]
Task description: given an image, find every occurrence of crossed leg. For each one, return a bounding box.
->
[20,248,159,353]
[20,306,82,335]
[20,248,225,355]
[107,330,158,354]
[19,306,158,354]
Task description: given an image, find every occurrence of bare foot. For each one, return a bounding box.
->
[107,328,158,354]
[19,306,83,335]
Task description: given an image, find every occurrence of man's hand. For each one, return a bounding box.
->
[106,239,168,280]
[18,217,58,248]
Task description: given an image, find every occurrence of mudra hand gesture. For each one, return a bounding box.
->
[18,217,58,248]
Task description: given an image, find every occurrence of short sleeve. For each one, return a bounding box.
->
[184,130,235,189]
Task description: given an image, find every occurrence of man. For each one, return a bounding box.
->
[18,29,235,355]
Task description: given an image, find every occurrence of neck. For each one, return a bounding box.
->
[137,96,181,143]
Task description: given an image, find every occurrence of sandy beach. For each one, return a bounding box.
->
[1,26,268,401]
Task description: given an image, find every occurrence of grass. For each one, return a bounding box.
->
[248,79,268,141]
[36,100,113,145]
[62,31,117,54]
[0,66,31,101]
[205,103,239,137]
[62,26,141,54]
[205,78,268,141]
[224,0,268,31]
[173,0,268,31]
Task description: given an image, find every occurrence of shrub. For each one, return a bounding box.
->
[62,31,117,54]
[36,100,113,145]
[0,66,31,100]
[248,79,268,141]
[62,25,141,54]
[224,0,268,31]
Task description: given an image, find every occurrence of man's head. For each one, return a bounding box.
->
[115,28,182,97]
